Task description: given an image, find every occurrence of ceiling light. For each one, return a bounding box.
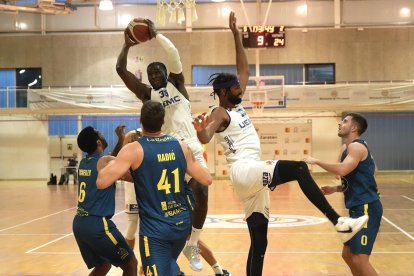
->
[99,0,113,11]
[119,14,133,27]
[212,0,225,2]
[296,4,307,16]
[28,79,38,87]
[400,7,411,18]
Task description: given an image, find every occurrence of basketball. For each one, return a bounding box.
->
[126,18,150,43]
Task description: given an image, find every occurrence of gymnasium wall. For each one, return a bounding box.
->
[0,111,339,180]
[1,18,414,179]
[1,26,414,87]
[0,115,49,180]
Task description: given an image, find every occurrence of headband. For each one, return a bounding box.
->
[212,79,239,90]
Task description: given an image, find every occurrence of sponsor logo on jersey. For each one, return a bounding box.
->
[162,95,181,107]
[238,118,252,128]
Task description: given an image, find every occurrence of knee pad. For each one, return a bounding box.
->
[125,213,139,240]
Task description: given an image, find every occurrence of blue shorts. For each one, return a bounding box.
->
[139,235,187,276]
[345,200,383,255]
[73,215,134,269]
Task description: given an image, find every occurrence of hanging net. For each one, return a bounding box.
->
[156,0,198,26]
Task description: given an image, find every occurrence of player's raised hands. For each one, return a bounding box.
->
[145,19,158,40]
[229,11,238,33]
[124,29,138,47]
[115,124,127,139]
[193,113,209,132]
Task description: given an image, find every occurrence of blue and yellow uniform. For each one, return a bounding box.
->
[132,135,190,276]
[72,152,134,268]
[341,139,383,254]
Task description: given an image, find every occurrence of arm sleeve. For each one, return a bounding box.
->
[156,33,182,74]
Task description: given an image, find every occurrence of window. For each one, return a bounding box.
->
[16,67,42,107]
[192,64,303,86]
[305,63,335,84]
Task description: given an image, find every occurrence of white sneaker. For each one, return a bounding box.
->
[182,244,203,271]
[335,215,369,243]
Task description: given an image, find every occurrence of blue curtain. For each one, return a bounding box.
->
[0,69,16,108]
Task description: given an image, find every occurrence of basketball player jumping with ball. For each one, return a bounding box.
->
[116,18,229,275]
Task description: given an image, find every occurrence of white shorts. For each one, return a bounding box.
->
[184,137,206,168]
[124,181,138,214]
[230,159,278,220]
[184,137,207,182]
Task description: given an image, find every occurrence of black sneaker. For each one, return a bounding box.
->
[216,269,231,276]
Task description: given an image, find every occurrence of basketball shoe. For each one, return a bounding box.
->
[182,243,202,271]
[216,269,232,276]
[335,215,369,242]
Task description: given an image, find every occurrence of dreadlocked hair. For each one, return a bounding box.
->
[208,73,238,97]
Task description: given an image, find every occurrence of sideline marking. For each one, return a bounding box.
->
[382,215,414,241]
[0,207,76,233]
[401,195,414,202]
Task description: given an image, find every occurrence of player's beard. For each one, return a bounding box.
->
[227,91,242,105]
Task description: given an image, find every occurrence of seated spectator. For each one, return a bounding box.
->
[65,153,78,184]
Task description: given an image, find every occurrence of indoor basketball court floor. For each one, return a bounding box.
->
[0,173,413,275]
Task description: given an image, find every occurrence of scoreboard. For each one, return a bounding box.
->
[242,25,285,48]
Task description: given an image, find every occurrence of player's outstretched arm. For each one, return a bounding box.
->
[181,142,212,186]
[230,11,249,96]
[116,30,151,102]
[150,19,189,100]
[304,142,364,176]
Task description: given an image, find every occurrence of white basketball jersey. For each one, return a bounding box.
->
[215,105,261,165]
[150,82,196,141]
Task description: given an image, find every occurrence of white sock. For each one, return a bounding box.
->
[187,226,202,246]
[212,263,223,274]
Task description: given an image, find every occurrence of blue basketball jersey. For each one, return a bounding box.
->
[77,153,115,217]
[132,135,190,240]
[341,139,380,208]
